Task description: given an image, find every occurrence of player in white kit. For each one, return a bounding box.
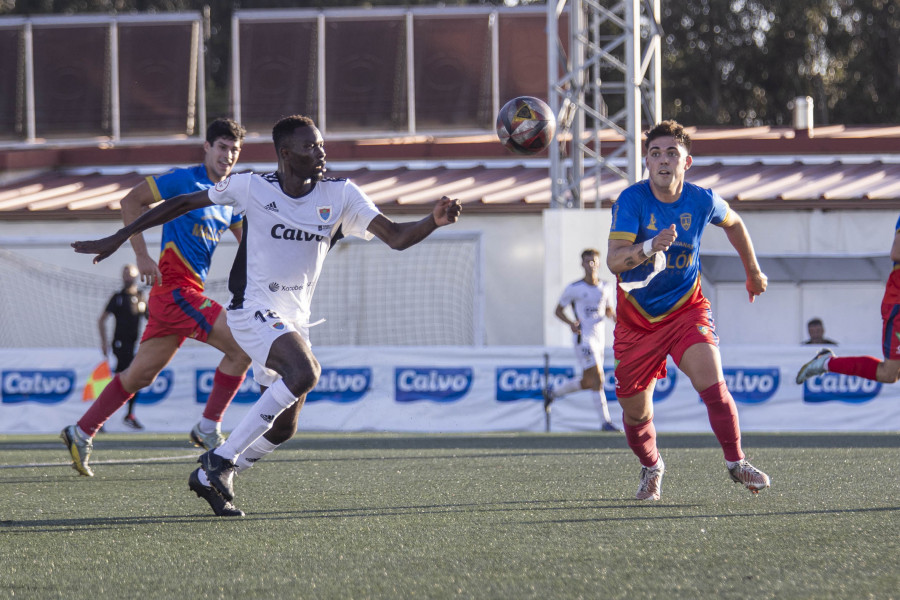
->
[73,115,462,516]
[546,249,619,431]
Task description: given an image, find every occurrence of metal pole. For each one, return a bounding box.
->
[230,12,241,124]
[24,21,35,143]
[109,21,120,141]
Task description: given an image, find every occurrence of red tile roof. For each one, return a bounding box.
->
[0,125,898,219]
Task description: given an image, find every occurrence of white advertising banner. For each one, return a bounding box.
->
[1,345,898,435]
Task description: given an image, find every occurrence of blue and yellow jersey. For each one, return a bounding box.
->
[609,180,731,323]
[146,165,243,293]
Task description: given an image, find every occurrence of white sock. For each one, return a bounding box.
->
[199,417,219,434]
[726,459,744,469]
[214,379,296,462]
[552,377,583,398]
[590,389,612,423]
[235,436,280,473]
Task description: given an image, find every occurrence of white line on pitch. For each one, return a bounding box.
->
[0,453,202,469]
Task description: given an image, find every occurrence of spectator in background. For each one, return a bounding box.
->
[803,318,837,345]
[98,264,147,430]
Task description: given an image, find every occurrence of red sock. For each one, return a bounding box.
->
[827,356,879,381]
[202,369,246,422]
[700,381,743,462]
[623,418,659,467]
[77,374,133,437]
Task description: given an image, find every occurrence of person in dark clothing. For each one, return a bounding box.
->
[99,264,147,429]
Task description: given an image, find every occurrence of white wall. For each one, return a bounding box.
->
[0,208,892,348]
[701,209,893,346]
[542,208,614,348]
[468,214,544,345]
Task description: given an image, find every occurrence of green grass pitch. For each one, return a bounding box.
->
[1,432,898,599]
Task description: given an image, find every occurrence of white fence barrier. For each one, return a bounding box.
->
[1,345,898,435]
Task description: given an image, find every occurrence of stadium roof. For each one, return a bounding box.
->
[1,124,899,220]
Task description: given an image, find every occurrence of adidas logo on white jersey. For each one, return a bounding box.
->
[264,201,279,212]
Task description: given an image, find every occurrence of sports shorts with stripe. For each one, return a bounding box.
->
[613,298,718,397]
[141,286,223,346]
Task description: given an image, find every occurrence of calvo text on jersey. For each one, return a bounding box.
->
[271,224,325,242]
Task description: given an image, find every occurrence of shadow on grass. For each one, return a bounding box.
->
[525,504,900,526]
[4,498,899,533]
[3,432,898,455]
[279,432,900,452]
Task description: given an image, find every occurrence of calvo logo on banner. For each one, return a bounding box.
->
[603,366,678,402]
[395,367,472,403]
[1,370,76,404]
[308,368,371,403]
[495,366,575,402]
[133,369,175,405]
[803,373,881,404]
[722,367,779,404]
[196,369,261,404]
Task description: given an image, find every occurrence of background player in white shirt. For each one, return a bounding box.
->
[73,114,462,516]
[546,249,619,431]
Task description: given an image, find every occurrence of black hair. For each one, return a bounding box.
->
[205,118,245,145]
[272,115,317,152]
[643,119,692,153]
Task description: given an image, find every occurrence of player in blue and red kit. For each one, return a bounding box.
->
[62,119,252,494]
[797,215,900,385]
[608,119,771,500]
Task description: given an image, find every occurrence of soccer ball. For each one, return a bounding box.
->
[496,96,557,155]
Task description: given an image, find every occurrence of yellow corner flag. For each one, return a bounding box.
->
[83,360,113,401]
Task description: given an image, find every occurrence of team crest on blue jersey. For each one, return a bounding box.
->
[317,206,332,222]
[680,213,692,230]
[647,214,658,231]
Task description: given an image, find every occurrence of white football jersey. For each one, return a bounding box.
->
[557,279,615,345]
[208,172,381,324]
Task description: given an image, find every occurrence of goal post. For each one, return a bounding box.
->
[0,231,484,348]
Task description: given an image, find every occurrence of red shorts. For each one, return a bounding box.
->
[881,302,900,360]
[141,286,223,346]
[613,298,718,397]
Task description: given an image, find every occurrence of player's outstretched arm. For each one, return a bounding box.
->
[720,212,767,302]
[72,191,212,264]
[367,196,461,251]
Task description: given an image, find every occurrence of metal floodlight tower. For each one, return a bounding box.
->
[547,0,663,208]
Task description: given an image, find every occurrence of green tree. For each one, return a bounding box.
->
[660,0,900,126]
[5,0,899,125]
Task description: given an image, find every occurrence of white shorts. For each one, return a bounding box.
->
[226,305,310,388]
[573,337,604,372]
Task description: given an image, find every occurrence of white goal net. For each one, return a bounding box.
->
[0,232,482,348]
